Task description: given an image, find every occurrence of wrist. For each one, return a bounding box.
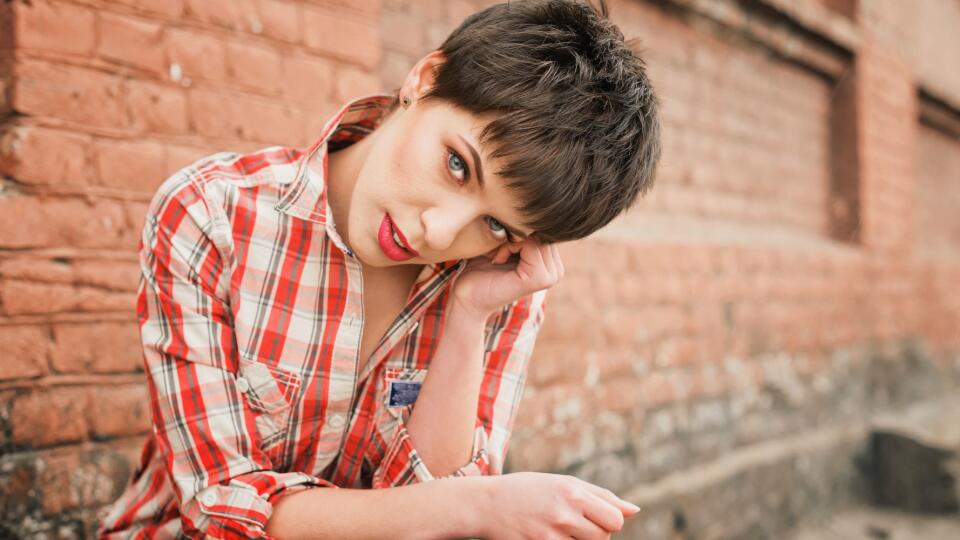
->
[448,294,493,327]
[448,475,498,538]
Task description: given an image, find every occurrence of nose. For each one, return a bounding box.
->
[420,202,475,253]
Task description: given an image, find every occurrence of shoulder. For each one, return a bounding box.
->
[147,145,303,228]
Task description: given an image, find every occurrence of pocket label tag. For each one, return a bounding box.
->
[387,380,422,408]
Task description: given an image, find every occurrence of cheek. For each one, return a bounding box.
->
[387,121,435,188]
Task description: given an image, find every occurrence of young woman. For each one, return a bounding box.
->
[99,1,660,538]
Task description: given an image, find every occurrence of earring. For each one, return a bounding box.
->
[401,95,411,108]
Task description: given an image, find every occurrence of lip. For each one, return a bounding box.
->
[390,216,419,257]
[377,214,419,262]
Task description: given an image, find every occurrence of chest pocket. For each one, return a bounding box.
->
[238,358,302,449]
[382,367,429,422]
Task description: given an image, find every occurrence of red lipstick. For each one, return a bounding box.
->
[377,214,419,262]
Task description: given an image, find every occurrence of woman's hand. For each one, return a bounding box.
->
[478,472,641,540]
[451,238,564,321]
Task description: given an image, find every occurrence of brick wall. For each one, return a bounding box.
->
[1,0,958,538]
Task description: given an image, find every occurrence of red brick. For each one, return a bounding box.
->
[425,19,453,50]
[74,260,140,292]
[125,201,152,237]
[0,258,72,284]
[226,40,283,93]
[334,66,383,102]
[10,387,90,447]
[104,0,186,17]
[0,445,38,517]
[35,451,82,515]
[164,144,217,177]
[284,55,335,104]
[0,280,133,316]
[37,442,140,514]
[0,258,138,292]
[189,89,302,144]
[380,9,426,56]
[0,326,50,380]
[165,28,227,83]
[444,0,478,26]
[594,376,645,413]
[183,0,258,31]
[527,340,588,387]
[254,0,302,42]
[0,125,92,186]
[13,60,126,129]
[94,137,167,192]
[0,195,134,249]
[321,0,381,18]
[126,80,189,135]
[187,88,244,140]
[640,371,677,407]
[88,384,151,437]
[13,0,96,56]
[238,99,304,146]
[97,12,165,73]
[303,7,381,69]
[301,102,344,145]
[51,322,142,374]
[380,49,413,89]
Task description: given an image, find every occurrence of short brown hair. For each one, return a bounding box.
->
[421,0,661,242]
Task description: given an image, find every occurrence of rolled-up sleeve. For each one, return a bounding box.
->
[138,173,336,539]
[371,291,546,488]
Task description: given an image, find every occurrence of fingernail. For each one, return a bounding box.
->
[626,502,641,512]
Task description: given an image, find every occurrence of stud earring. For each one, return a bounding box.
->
[401,95,411,108]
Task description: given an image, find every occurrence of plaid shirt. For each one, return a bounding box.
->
[99,95,547,539]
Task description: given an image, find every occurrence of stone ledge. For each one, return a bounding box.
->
[617,396,960,540]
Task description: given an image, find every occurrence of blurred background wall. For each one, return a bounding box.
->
[0,0,958,538]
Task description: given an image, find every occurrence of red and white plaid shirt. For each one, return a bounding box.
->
[99,95,546,538]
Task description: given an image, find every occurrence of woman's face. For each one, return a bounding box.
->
[342,95,533,268]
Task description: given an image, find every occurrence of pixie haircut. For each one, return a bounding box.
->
[421,0,660,243]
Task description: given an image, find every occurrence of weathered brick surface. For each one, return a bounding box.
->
[1,0,959,537]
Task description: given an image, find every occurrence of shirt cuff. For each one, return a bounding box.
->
[372,415,491,489]
[186,471,338,539]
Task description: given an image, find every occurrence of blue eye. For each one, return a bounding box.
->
[447,149,468,183]
[485,216,509,240]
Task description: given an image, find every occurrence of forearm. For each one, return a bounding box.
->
[404,302,487,475]
[265,475,493,539]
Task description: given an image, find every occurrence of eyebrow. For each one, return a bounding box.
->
[457,134,530,241]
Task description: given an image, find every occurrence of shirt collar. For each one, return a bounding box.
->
[274,93,395,227]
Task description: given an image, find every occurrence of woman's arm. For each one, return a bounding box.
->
[266,475,492,540]
[404,301,488,475]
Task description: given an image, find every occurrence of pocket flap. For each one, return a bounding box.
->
[239,359,301,414]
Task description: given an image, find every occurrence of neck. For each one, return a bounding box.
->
[324,134,372,245]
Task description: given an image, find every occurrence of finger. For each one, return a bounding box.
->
[550,243,564,280]
[541,243,560,283]
[579,490,625,534]
[578,480,640,516]
[493,244,512,264]
[566,507,614,540]
[516,238,548,281]
[537,242,557,281]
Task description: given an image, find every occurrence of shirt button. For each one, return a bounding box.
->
[201,490,217,506]
[328,414,346,429]
[236,377,250,393]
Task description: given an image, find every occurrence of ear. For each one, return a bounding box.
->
[400,50,445,103]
